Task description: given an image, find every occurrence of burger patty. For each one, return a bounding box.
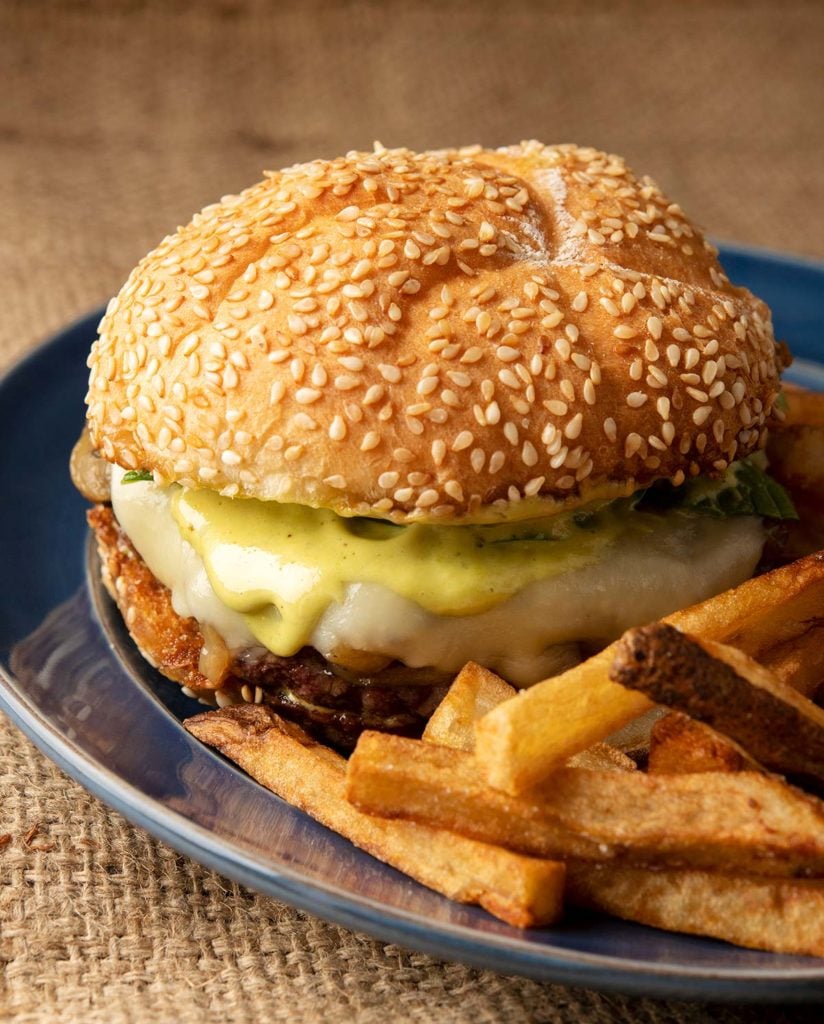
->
[88,505,450,750]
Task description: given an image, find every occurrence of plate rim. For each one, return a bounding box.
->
[2,244,824,1002]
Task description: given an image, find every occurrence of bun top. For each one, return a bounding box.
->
[87,141,785,522]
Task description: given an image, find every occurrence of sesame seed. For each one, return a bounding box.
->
[479,221,496,242]
[452,431,474,452]
[520,441,537,467]
[644,339,660,362]
[686,386,709,403]
[554,338,571,361]
[625,432,643,457]
[644,317,662,341]
[627,392,648,408]
[564,413,583,439]
[460,346,483,364]
[613,325,637,340]
[328,416,347,441]
[475,310,492,335]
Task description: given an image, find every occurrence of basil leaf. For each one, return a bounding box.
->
[122,469,154,484]
[634,457,797,521]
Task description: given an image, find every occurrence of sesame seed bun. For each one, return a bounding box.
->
[86,141,785,522]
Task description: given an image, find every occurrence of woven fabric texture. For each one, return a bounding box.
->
[2,2,823,1021]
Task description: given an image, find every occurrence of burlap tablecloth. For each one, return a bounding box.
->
[2,2,823,1020]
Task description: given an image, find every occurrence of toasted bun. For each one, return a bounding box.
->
[87,142,784,522]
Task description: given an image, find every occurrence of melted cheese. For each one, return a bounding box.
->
[110,467,766,684]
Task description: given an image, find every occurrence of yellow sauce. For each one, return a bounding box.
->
[171,489,624,656]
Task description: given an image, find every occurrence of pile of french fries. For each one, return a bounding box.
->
[185,388,824,958]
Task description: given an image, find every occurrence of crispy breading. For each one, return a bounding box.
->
[87,505,212,691]
[86,506,450,748]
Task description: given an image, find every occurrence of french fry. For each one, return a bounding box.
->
[346,731,824,877]
[566,861,824,958]
[611,625,824,788]
[765,417,824,564]
[648,712,759,775]
[566,743,637,772]
[475,552,824,793]
[768,426,824,492]
[423,662,516,751]
[185,704,565,928]
[603,707,668,763]
[424,661,635,770]
[779,384,824,428]
[347,731,614,863]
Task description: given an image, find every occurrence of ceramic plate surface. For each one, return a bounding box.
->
[1,244,823,1002]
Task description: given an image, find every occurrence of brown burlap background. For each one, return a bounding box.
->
[2,2,824,1020]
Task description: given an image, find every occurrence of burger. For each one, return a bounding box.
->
[73,141,795,750]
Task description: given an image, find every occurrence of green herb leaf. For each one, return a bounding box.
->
[122,469,154,484]
[634,457,798,522]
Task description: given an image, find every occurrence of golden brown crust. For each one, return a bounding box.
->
[648,712,758,775]
[87,142,783,522]
[87,505,211,691]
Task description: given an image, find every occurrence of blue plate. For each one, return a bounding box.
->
[1,243,823,1002]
